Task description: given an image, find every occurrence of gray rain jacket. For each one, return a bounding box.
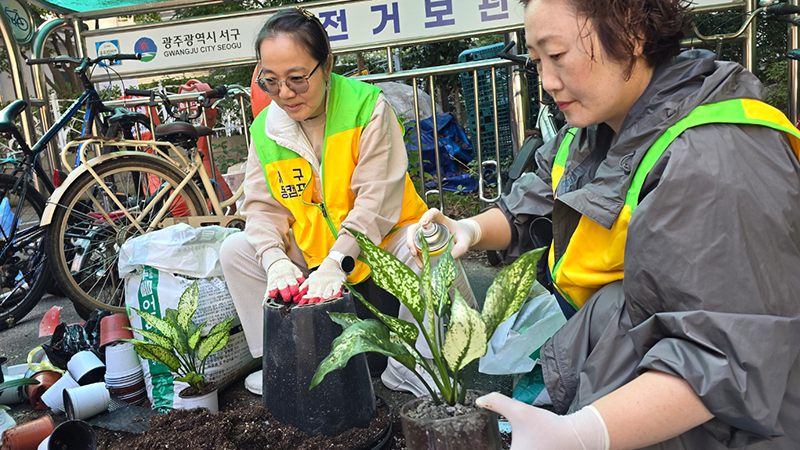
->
[497,51,800,448]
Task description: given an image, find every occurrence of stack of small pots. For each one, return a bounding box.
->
[99,314,146,406]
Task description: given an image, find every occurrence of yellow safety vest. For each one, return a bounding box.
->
[549,98,800,310]
[251,73,428,283]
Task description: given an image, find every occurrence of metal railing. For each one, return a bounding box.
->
[357,57,519,213]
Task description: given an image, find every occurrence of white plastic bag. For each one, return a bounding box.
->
[119,224,258,410]
[479,291,567,375]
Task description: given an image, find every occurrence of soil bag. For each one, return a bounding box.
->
[479,290,566,375]
[119,224,258,411]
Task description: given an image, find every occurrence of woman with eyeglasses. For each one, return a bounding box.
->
[220,7,451,398]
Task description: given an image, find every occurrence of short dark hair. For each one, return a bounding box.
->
[254,7,331,65]
[520,0,691,77]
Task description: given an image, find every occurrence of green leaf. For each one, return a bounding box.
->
[132,341,181,372]
[175,372,206,392]
[197,317,235,363]
[124,327,173,351]
[329,312,362,329]
[420,235,435,336]
[431,238,457,316]
[131,307,180,348]
[188,321,206,351]
[165,309,189,355]
[348,228,425,324]
[310,318,418,389]
[481,247,547,339]
[177,281,200,331]
[348,286,419,347]
[0,378,40,392]
[442,291,487,373]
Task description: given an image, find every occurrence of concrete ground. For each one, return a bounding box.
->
[1,257,511,423]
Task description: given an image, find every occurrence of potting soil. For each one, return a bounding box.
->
[93,402,390,450]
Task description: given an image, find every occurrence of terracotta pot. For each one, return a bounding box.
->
[25,371,62,411]
[1,414,54,450]
[99,314,133,348]
[400,392,502,450]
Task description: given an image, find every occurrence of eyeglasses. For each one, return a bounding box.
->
[256,61,321,95]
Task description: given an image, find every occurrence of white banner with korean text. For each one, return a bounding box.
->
[85,0,526,77]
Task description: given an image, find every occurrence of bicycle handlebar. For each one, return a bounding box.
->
[205,85,228,99]
[124,89,155,98]
[26,53,141,67]
[125,87,227,121]
[694,2,800,42]
[767,3,800,15]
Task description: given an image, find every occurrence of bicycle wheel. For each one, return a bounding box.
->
[45,153,207,313]
[0,174,48,330]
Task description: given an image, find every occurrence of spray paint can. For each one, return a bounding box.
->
[413,223,451,257]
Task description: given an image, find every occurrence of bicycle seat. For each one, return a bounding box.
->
[0,100,28,134]
[155,122,198,148]
[196,125,212,137]
[108,107,149,128]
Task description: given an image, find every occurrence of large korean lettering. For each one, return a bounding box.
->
[479,0,509,21]
[320,9,349,42]
[371,2,400,35]
[424,0,455,28]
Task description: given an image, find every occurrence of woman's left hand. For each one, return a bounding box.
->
[298,258,346,305]
[477,392,609,450]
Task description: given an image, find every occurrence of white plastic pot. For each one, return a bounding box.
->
[179,387,218,414]
[41,372,80,413]
[63,382,110,420]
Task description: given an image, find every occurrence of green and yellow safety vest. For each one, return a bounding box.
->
[548,98,800,310]
[251,73,427,283]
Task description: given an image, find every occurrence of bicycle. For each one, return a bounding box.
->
[0,53,144,328]
[692,0,800,57]
[42,85,248,314]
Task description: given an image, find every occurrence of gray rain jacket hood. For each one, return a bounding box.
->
[498,51,800,448]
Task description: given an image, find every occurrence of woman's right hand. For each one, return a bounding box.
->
[265,259,305,303]
[406,208,482,266]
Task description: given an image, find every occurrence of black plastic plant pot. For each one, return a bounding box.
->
[49,419,97,450]
[263,291,377,436]
[400,392,502,450]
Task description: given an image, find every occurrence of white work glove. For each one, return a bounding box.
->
[298,257,346,305]
[406,208,482,266]
[477,392,609,450]
[265,258,305,304]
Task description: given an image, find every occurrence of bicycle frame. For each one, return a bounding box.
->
[43,138,244,230]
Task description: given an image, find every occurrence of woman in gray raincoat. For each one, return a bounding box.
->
[408,0,800,448]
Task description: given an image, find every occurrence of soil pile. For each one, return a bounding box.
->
[94,403,390,450]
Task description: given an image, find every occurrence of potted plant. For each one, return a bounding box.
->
[311,229,546,449]
[126,280,235,413]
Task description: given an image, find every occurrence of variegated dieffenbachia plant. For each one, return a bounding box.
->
[310,228,546,406]
[125,281,235,394]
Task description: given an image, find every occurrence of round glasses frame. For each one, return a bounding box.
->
[256,60,321,95]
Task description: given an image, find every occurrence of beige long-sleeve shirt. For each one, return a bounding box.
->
[242,92,415,272]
